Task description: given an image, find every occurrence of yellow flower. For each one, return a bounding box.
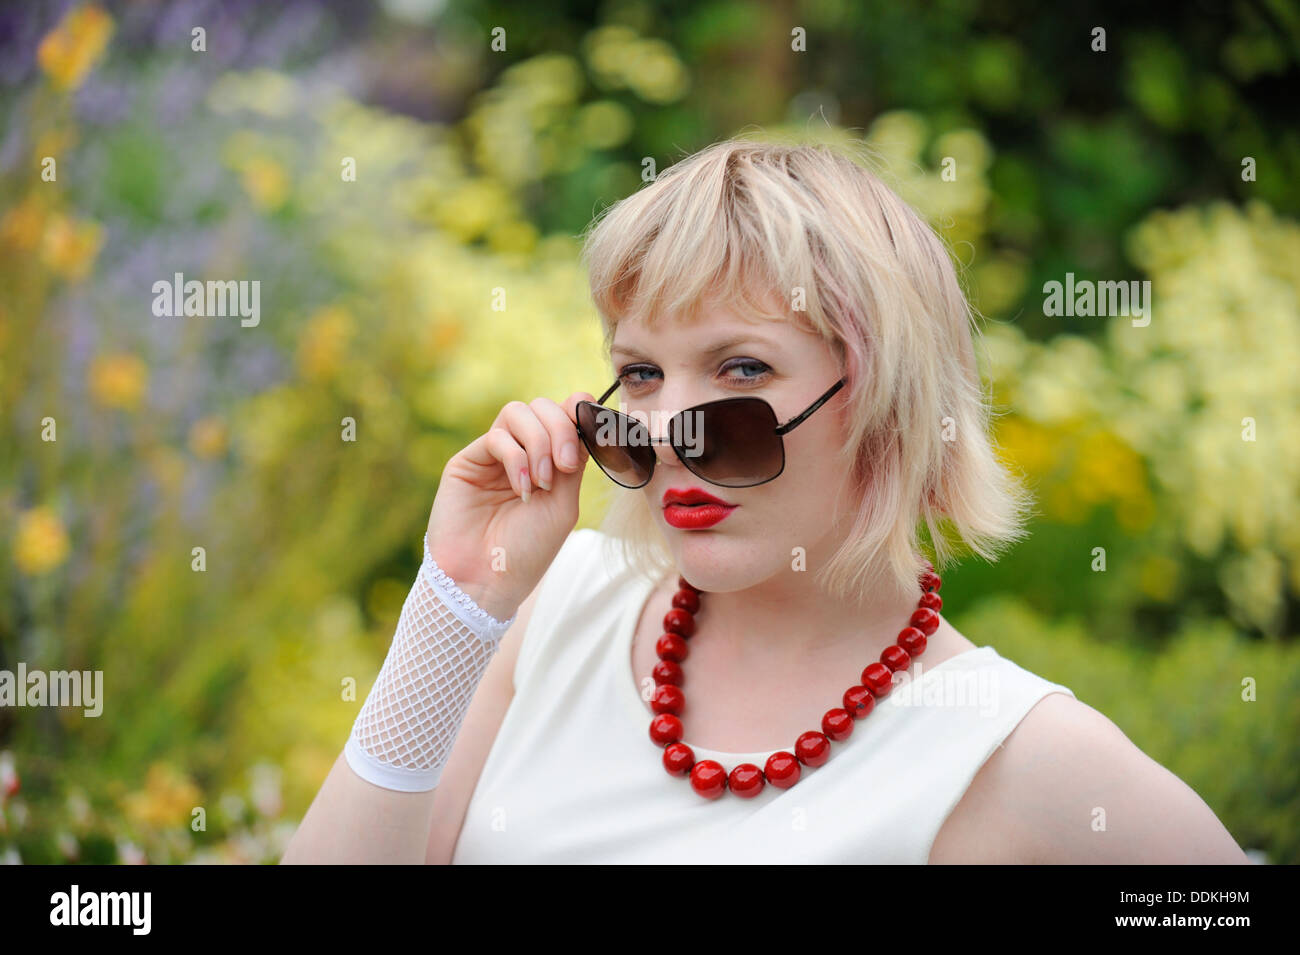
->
[994,416,1058,476]
[88,352,147,410]
[14,507,71,575]
[34,128,78,160]
[37,4,113,92]
[1043,482,1088,524]
[188,416,228,459]
[0,195,47,251]
[487,220,539,255]
[1074,429,1143,505]
[121,763,201,830]
[240,156,289,211]
[624,39,689,104]
[41,215,103,281]
[435,178,513,242]
[423,312,463,361]
[296,306,354,381]
[576,101,633,150]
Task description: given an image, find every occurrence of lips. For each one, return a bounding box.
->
[662,487,737,529]
[662,487,733,508]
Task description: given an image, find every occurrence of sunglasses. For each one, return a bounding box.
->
[574,377,846,489]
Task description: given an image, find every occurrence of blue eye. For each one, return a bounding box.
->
[724,359,771,381]
[617,365,660,387]
[615,359,771,390]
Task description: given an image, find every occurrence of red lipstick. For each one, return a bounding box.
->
[662,487,737,529]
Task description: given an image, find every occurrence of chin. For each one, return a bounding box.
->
[665,532,767,593]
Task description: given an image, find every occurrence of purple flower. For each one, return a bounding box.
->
[154,66,209,127]
[74,73,134,126]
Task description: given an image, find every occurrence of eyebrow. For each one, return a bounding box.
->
[610,333,779,362]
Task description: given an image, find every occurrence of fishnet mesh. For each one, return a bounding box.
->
[343,534,516,792]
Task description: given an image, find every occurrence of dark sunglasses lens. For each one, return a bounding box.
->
[673,399,782,487]
[576,402,654,488]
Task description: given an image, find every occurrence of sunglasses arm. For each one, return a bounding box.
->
[774,377,846,435]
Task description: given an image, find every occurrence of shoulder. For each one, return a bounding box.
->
[932,691,1250,864]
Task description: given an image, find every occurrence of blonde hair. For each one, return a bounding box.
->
[578,135,1033,602]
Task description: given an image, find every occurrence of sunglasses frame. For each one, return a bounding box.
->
[574,376,847,490]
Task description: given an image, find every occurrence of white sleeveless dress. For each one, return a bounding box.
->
[451,528,1076,864]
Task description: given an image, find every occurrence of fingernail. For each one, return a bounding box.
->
[538,456,553,490]
[560,444,578,469]
[519,467,531,503]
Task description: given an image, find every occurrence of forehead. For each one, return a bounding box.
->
[610,306,790,356]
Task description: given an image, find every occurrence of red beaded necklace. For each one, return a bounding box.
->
[646,563,944,799]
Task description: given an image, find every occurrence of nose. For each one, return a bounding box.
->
[648,410,679,470]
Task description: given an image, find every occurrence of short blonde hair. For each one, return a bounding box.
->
[578,135,1033,602]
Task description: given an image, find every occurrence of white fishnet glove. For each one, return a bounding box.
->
[343,533,516,792]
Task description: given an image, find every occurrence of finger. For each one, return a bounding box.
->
[482,426,531,500]
[530,397,585,474]
[563,391,597,420]
[562,391,598,467]
[499,400,555,492]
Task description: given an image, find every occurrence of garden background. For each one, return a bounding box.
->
[1,0,1298,863]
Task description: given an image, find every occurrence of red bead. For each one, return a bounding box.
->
[861,661,894,697]
[764,752,801,788]
[728,764,765,798]
[649,713,682,745]
[918,591,942,612]
[663,608,695,637]
[663,742,694,776]
[909,607,940,636]
[795,731,831,767]
[690,760,728,799]
[822,708,855,741]
[651,684,685,715]
[671,589,700,614]
[881,644,911,671]
[678,575,701,594]
[897,627,927,656]
[920,571,942,593]
[842,684,876,719]
[652,659,683,686]
[656,632,689,662]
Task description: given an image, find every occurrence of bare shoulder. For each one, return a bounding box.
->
[929,691,1251,864]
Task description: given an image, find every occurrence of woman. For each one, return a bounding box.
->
[282,139,1249,864]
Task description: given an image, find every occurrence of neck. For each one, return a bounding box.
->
[683,560,921,667]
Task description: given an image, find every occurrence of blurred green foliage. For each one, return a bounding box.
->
[0,1,1296,863]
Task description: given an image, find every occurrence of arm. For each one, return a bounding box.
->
[282,390,593,864]
[424,579,542,864]
[281,535,518,864]
[968,694,1252,864]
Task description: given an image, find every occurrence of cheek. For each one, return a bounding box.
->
[785,420,841,482]
[760,430,844,522]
